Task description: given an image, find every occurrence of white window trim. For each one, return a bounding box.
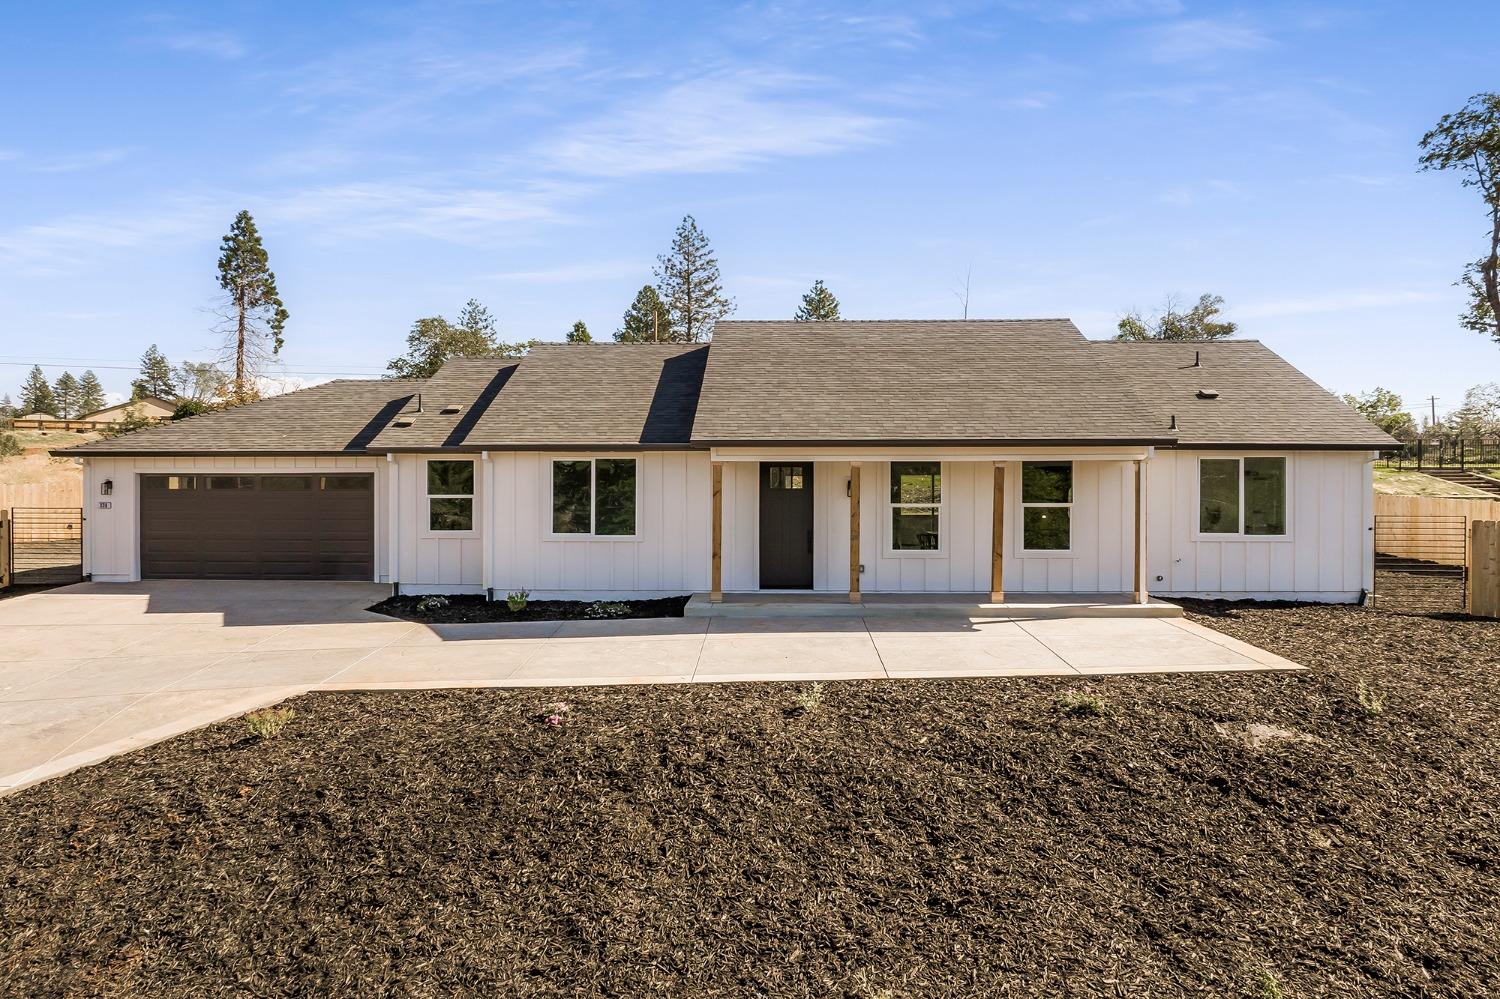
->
[883,460,947,558]
[546,456,642,541]
[423,458,477,537]
[1018,460,1076,557]
[1192,454,1293,542]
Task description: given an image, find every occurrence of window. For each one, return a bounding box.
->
[142,475,195,490]
[261,476,313,491]
[1199,456,1287,536]
[426,459,474,532]
[205,475,256,490]
[551,458,637,537]
[1021,461,1073,552]
[320,475,370,491]
[889,461,941,551]
[768,466,805,489]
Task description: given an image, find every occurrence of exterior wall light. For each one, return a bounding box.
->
[101,479,113,496]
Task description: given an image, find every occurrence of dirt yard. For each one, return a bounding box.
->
[0,430,90,507]
[0,600,1495,997]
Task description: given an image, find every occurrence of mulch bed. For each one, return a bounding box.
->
[369,593,691,623]
[2,601,1498,996]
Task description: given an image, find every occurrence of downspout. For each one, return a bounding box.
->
[481,451,494,601]
[387,454,400,596]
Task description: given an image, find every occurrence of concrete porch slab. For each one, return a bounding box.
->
[685,592,1184,619]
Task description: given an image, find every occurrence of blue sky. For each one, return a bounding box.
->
[0,1,1493,417]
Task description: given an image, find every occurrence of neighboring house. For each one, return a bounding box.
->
[57,321,1395,602]
[12,396,174,432]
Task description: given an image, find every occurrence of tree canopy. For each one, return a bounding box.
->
[566,320,593,344]
[1341,387,1418,441]
[216,210,289,400]
[76,370,106,414]
[1115,293,1238,341]
[794,279,841,322]
[616,285,671,342]
[175,361,230,405]
[1449,382,1500,438]
[19,365,56,416]
[132,344,177,400]
[654,215,734,341]
[1419,93,1500,346]
[53,372,80,419]
[386,299,533,378]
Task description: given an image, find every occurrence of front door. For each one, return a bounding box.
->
[759,463,814,588]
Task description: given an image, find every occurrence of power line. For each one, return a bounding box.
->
[0,360,387,377]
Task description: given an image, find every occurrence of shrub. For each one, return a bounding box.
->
[1056,687,1109,717]
[506,589,530,612]
[245,707,295,739]
[791,682,825,715]
[171,399,211,420]
[1357,679,1385,717]
[536,701,571,727]
[0,433,20,457]
[416,595,450,613]
[584,601,630,619]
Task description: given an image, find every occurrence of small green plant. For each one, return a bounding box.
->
[1252,965,1285,999]
[1056,687,1109,718]
[416,595,450,613]
[536,701,571,727]
[0,433,21,457]
[584,600,630,619]
[1357,678,1385,717]
[791,682,825,715]
[245,707,295,739]
[506,589,530,612]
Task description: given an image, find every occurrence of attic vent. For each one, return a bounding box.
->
[440,404,462,415]
[394,417,415,428]
[1196,389,1220,400]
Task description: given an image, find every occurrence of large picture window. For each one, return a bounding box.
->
[1199,456,1287,536]
[889,461,941,551]
[1021,461,1073,552]
[426,459,474,532]
[552,458,637,537]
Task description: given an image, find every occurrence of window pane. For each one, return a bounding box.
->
[890,461,940,504]
[321,475,370,491]
[206,475,256,490]
[892,506,940,550]
[429,497,473,532]
[1244,457,1286,536]
[427,460,473,496]
[595,458,637,536]
[261,476,312,490]
[1199,459,1240,533]
[142,475,195,490]
[552,460,592,534]
[1023,507,1071,551]
[1021,462,1072,504]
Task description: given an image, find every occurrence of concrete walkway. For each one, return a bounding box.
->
[0,581,1300,795]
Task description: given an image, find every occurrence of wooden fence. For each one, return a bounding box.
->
[1473,521,1500,619]
[0,511,9,589]
[1374,494,1500,566]
[0,479,83,510]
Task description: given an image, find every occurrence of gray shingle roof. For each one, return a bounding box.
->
[463,343,708,447]
[1091,340,1395,448]
[690,320,1172,445]
[59,379,421,455]
[366,358,518,450]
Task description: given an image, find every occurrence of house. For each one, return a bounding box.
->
[12,396,175,432]
[58,320,1394,603]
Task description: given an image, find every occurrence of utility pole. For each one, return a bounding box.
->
[1428,395,1439,429]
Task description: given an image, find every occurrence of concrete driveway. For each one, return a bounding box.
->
[0,581,1298,794]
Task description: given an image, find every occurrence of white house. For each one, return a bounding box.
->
[60,320,1394,603]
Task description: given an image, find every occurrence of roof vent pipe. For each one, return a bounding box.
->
[416,392,424,413]
[1170,414,1178,431]
[1193,350,1201,367]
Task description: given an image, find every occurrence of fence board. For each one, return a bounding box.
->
[1375,494,1500,566]
[0,511,10,589]
[1473,521,1500,620]
[0,479,84,510]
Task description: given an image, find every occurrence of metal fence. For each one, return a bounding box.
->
[1373,513,1468,613]
[1381,438,1500,471]
[7,507,84,586]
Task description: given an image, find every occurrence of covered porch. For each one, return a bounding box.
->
[706,446,1153,607]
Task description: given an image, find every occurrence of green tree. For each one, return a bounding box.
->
[566,320,593,344]
[1419,93,1500,345]
[53,371,80,419]
[76,370,106,414]
[175,361,229,404]
[794,279,841,321]
[616,284,671,342]
[132,344,177,400]
[0,393,15,419]
[19,365,56,415]
[1341,387,1418,441]
[386,300,533,379]
[1115,293,1238,341]
[1449,382,1500,438]
[216,210,289,400]
[654,215,734,341]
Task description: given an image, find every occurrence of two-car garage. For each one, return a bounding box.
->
[139,472,375,581]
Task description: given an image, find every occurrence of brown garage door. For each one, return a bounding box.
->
[140,473,374,580]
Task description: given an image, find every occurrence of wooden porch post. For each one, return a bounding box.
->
[1133,458,1147,605]
[848,462,862,604]
[710,461,724,603]
[990,462,1005,603]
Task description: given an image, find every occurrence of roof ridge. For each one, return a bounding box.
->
[716,318,1076,324]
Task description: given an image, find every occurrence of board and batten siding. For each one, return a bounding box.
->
[392,454,483,591]
[487,451,711,598]
[79,454,388,583]
[1145,449,1375,601]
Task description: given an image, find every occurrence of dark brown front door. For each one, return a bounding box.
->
[759,463,813,589]
[139,472,374,580]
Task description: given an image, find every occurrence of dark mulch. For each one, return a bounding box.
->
[2,601,1498,997]
[370,593,691,623]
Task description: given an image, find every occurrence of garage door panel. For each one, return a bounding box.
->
[141,473,374,581]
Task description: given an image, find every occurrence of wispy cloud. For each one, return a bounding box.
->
[1141,17,1271,63]
[1007,0,1183,23]
[31,148,129,173]
[538,71,892,177]
[485,260,645,284]
[1157,178,1245,207]
[1239,290,1447,320]
[152,28,247,60]
[0,197,221,273]
[270,179,585,242]
[998,92,1059,110]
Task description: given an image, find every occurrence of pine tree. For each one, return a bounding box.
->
[53,372,80,419]
[566,320,592,344]
[20,365,57,415]
[386,300,534,379]
[0,394,15,419]
[216,210,289,401]
[653,215,734,341]
[794,279,841,322]
[616,285,672,342]
[76,370,107,415]
[132,344,178,399]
